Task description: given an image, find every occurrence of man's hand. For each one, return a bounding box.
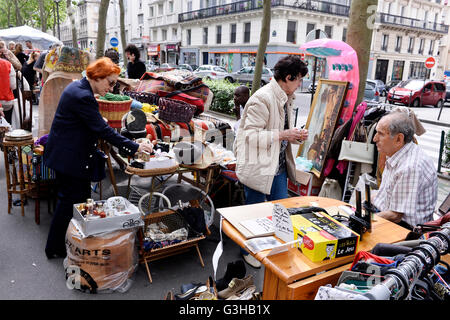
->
[376,210,403,223]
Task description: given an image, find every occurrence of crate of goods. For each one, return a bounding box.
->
[73,196,143,237]
[96,93,132,128]
[291,210,360,262]
[288,169,323,196]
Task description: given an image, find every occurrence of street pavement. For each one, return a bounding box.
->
[0,92,448,300]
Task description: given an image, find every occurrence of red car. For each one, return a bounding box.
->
[387,79,446,108]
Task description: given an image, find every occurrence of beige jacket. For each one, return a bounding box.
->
[234,78,298,195]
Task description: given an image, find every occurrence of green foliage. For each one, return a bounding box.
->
[203,78,248,116]
[0,0,67,31]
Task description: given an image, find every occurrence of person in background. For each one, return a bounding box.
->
[372,112,437,230]
[43,57,153,259]
[0,57,17,125]
[124,44,146,80]
[232,85,250,133]
[0,40,22,71]
[21,51,39,91]
[14,43,28,66]
[234,55,309,268]
[24,40,34,55]
[8,41,15,51]
[104,48,121,94]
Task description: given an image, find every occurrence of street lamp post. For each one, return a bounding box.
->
[54,0,61,40]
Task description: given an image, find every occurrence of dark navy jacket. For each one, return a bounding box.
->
[44,77,138,180]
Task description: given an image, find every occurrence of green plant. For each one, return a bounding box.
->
[203,78,243,116]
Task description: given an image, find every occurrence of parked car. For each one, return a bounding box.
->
[229,66,273,86]
[178,64,193,71]
[386,79,446,108]
[445,80,450,102]
[364,80,380,103]
[385,79,401,93]
[193,64,231,81]
[369,79,386,96]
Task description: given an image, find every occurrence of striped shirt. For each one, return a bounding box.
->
[373,142,437,227]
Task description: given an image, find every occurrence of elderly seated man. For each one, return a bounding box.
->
[372,112,437,230]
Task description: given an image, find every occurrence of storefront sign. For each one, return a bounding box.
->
[148,45,160,56]
[166,44,178,52]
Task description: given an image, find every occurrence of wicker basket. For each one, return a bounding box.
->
[97,99,132,128]
[123,91,160,105]
[158,97,197,123]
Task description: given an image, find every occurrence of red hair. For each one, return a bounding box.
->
[86,57,120,80]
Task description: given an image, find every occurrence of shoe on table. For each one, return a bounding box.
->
[218,275,254,299]
[242,253,261,269]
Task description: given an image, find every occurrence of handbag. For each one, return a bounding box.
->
[338,125,375,164]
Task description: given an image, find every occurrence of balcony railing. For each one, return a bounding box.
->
[178,0,350,23]
[378,13,449,34]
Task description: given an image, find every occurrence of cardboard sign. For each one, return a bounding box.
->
[272,203,294,243]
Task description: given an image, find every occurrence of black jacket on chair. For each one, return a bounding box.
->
[44,77,138,180]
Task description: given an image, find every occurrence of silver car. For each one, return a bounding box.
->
[230,66,273,86]
[193,65,231,80]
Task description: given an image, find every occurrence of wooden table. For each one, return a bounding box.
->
[220,196,410,300]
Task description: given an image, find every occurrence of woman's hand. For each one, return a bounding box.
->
[137,142,153,154]
[279,128,308,143]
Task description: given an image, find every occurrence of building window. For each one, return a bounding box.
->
[187,29,191,45]
[169,1,174,13]
[158,4,163,15]
[216,25,222,44]
[287,21,297,44]
[230,24,236,43]
[395,36,402,53]
[381,34,388,51]
[342,28,347,42]
[244,22,251,43]
[324,25,333,38]
[203,27,208,44]
[150,6,154,17]
[392,60,405,81]
[162,29,167,41]
[138,14,144,24]
[408,37,414,53]
[172,28,177,39]
[418,38,424,54]
[429,40,434,55]
[306,23,315,37]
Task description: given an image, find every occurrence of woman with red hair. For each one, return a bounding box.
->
[43,57,153,259]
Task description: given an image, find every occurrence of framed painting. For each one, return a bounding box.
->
[297,79,349,178]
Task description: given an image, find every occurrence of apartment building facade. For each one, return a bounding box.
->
[369,0,449,83]
[60,0,101,52]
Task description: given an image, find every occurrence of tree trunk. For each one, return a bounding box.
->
[119,0,126,60]
[38,0,46,32]
[346,0,378,106]
[67,0,78,48]
[96,0,110,59]
[14,0,22,26]
[251,0,271,95]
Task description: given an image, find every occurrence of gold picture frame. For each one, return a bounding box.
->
[297,79,349,178]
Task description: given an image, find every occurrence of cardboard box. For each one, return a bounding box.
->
[291,210,359,262]
[288,169,323,196]
[73,198,143,237]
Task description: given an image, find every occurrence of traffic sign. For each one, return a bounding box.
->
[110,37,119,47]
[425,57,435,69]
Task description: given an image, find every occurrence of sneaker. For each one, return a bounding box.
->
[242,253,261,269]
[216,260,246,291]
[226,285,257,300]
[218,275,254,299]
